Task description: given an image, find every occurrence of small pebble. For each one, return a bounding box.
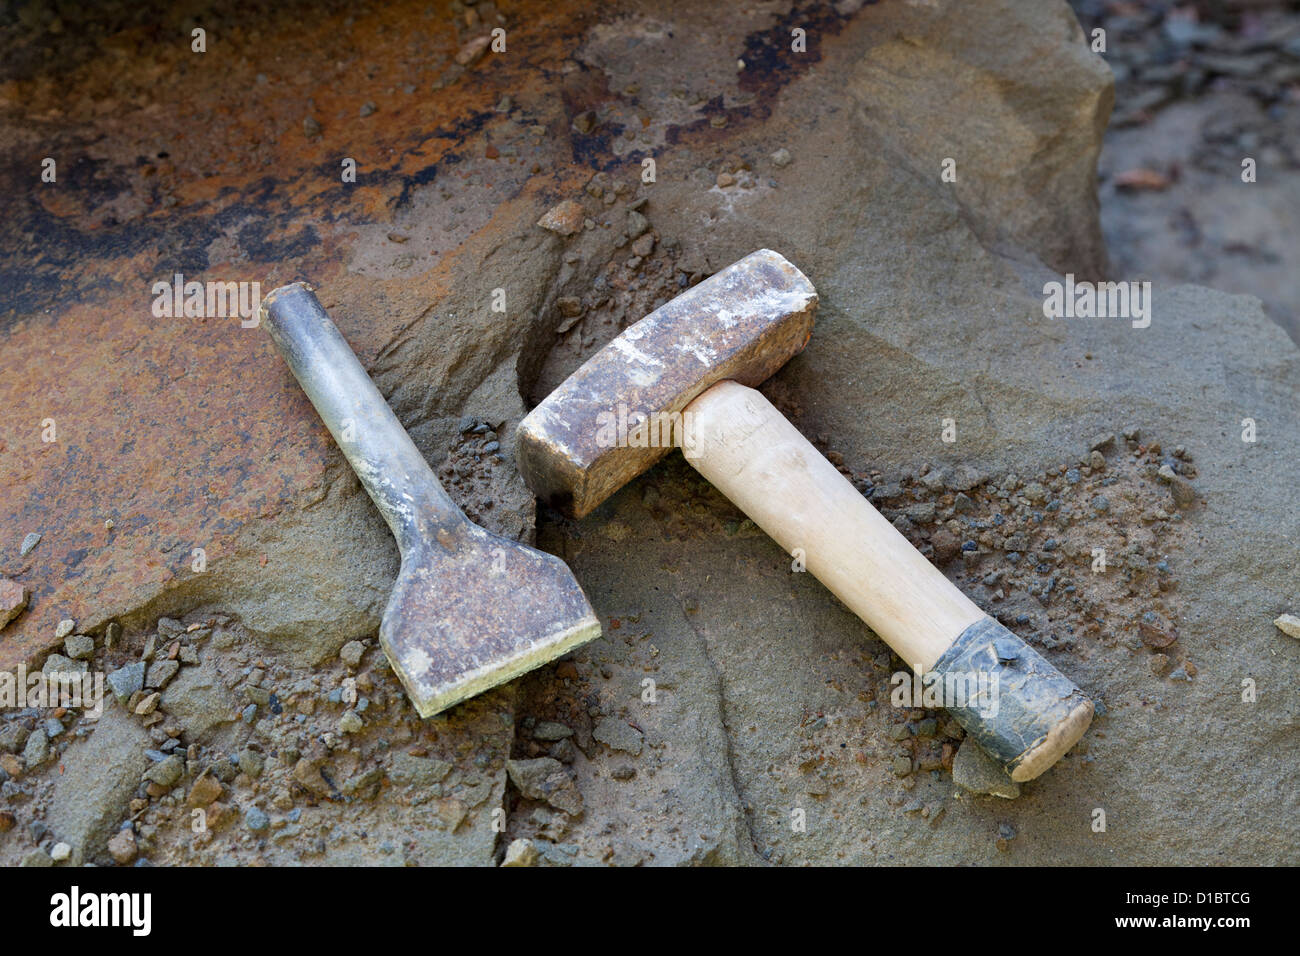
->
[502,837,540,866]
[145,755,183,788]
[626,210,649,238]
[952,739,1020,799]
[22,729,50,767]
[533,721,573,741]
[107,828,137,864]
[537,200,585,237]
[64,633,94,660]
[1274,614,1300,639]
[996,821,1018,851]
[339,641,365,668]
[238,748,266,779]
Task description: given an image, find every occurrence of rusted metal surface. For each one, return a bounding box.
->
[516,250,817,517]
[0,0,857,671]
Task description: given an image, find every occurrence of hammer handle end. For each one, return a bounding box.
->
[684,380,1092,780]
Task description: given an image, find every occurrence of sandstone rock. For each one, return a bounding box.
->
[506,757,583,815]
[145,658,180,690]
[930,529,961,565]
[0,579,28,628]
[106,828,137,865]
[46,705,151,865]
[42,653,86,676]
[434,797,467,831]
[0,723,30,754]
[237,747,266,779]
[22,729,50,768]
[63,633,94,660]
[626,210,649,238]
[292,758,332,796]
[106,662,145,702]
[145,755,184,788]
[946,465,985,493]
[160,661,236,744]
[1169,475,1197,509]
[501,838,539,866]
[1139,614,1178,649]
[0,0,1293,870]
[186,773,223,808]
[532,721,574,741]
[388,753,452,788]
[846,0,1111,275]
[342,766,384,799]
[953,739,1021,799]
[536,200,584,237]
[592,717,643,755]
[455,34,490,67]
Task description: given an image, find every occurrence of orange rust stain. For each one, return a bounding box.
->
[1,0,842,669]
[0,1,612,671]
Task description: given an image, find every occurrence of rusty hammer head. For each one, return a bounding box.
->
[517,250,818,518]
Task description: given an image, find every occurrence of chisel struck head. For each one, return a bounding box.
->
[261,283,600,717]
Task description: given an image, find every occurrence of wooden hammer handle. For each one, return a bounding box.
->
[683,381,1092,781]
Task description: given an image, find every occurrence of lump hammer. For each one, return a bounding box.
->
[260,282,600,718]
[516,250,1092,781]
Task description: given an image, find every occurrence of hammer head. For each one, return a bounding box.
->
[517,249,817,518]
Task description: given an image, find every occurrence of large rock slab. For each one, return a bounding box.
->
[3,0,1291,867]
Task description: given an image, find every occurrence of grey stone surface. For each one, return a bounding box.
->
[46,706,152,866]
[953,739,1022,800]
[510,0,1296,865]
[159,661,236,745]
[7,0,1295,867]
